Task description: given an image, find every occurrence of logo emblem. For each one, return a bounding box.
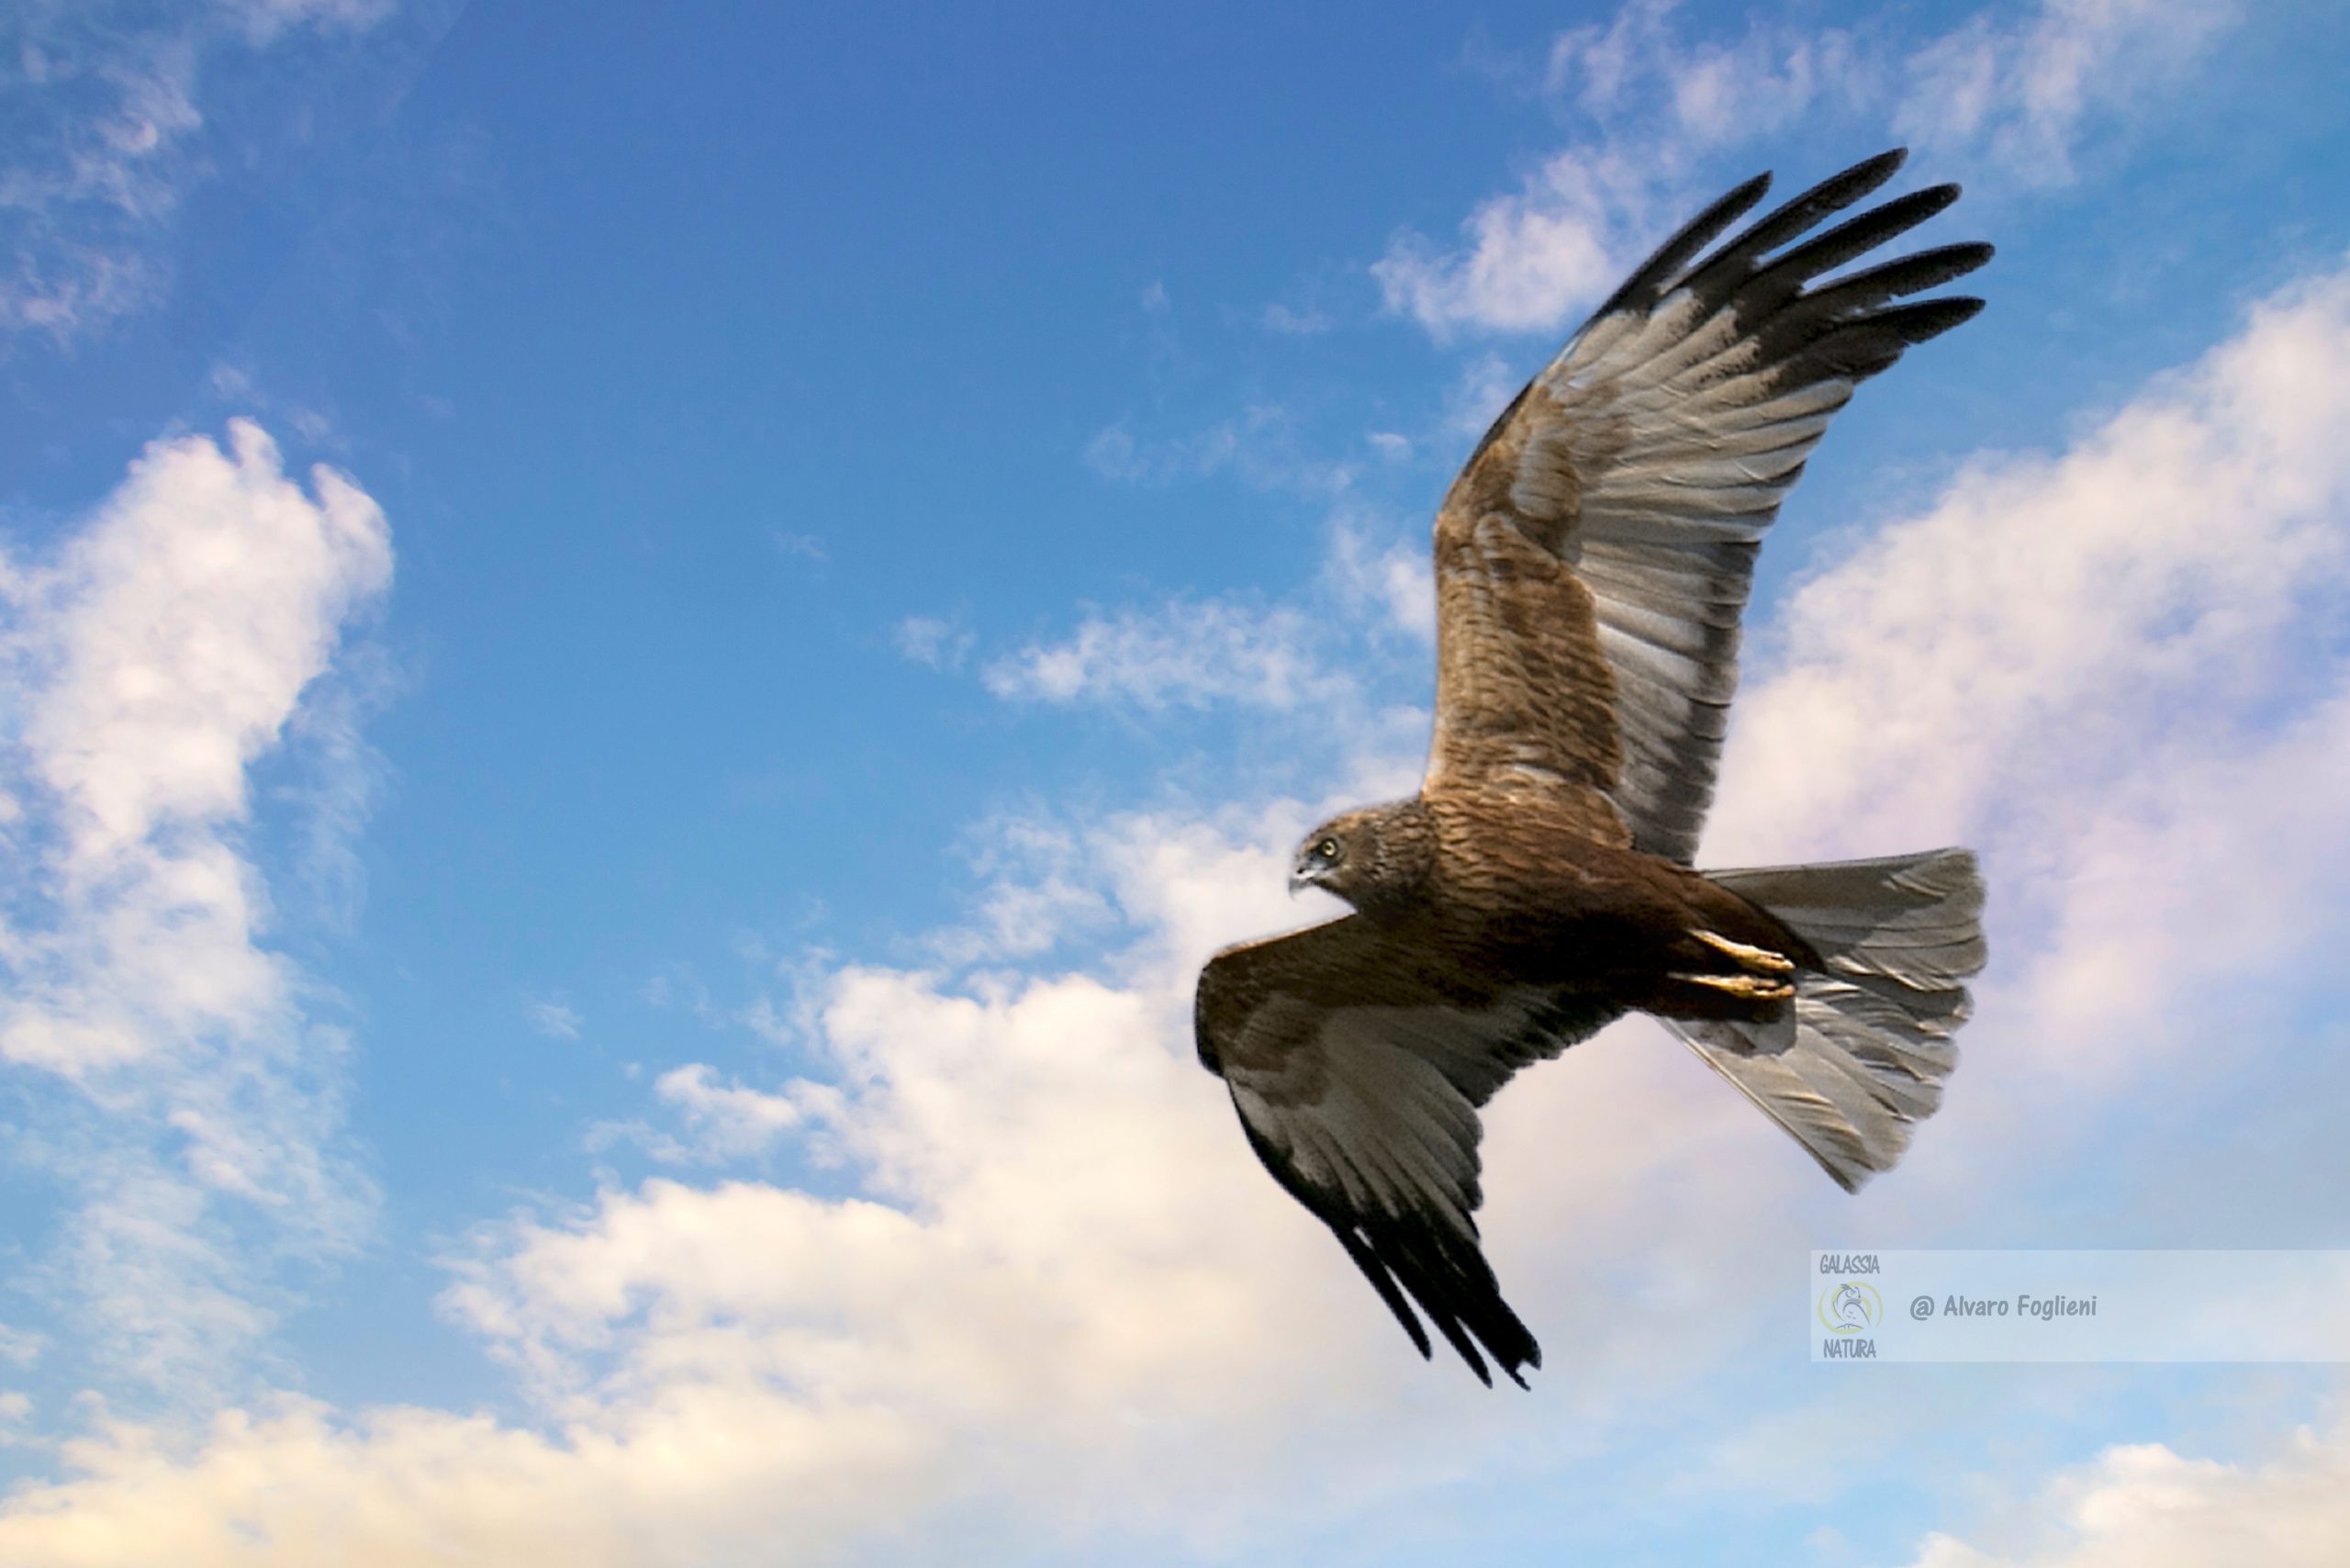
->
[1818,1282,1883,1334]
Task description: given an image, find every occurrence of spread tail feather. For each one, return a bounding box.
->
[1667,847,1986,1191]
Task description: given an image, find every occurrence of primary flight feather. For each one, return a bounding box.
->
[1192,150,1990,1388]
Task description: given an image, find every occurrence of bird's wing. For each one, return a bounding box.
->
[1425,149,1990,862]
[1194,916,1622,1387]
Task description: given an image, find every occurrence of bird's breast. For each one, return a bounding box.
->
[1415,794,1684,983]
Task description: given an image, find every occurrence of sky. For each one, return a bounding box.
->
[4,0,2350,1562]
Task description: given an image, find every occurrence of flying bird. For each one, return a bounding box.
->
[1192,150,1991,1388]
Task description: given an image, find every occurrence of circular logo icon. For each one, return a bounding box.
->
[1818,1282,1883,1334]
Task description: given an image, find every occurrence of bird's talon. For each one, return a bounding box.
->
[1674,971,1795,1002]
[1692,929,1795,974]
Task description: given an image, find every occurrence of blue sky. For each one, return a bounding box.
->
[6,0,2350,1562]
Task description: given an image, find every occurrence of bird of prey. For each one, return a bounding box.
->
[1192,150,1990,1388]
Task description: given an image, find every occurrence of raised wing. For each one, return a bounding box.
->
[1194,917,1621,1386]
[1426,149,1990,862]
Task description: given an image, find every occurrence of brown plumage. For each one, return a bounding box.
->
[1193,151,1991,1388]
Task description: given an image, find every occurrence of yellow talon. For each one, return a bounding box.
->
[1674,971,1795,1002]
[1693,929,1795,973]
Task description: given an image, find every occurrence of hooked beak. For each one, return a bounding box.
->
[1287,867,1311,897]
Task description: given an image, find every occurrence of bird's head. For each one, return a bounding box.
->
[1289,801,1432,917]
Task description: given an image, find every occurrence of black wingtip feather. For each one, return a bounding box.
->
[1793,298,1984,383]
[1891,295,1987,341]
[1677,149,1911,307]
[1757,183,1964,293]
[1357,1215,1542,1389]
[1733,149,1908,260]
[1239,1103,1537,1386]
[1312,1196,1543,1388]
[1581,151,1991,400]
[1816,241,1996,306]
[1596,170,1774,320]
[1590,151,1981,351]
[1745,244,1993,368]
[1335,1225,1435,1363]
[1427,1303,1497,1388]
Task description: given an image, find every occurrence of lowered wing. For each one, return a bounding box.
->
[1194,916,1621,1386]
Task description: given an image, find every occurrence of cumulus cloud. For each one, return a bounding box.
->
[0,420,391,1392]
[6,257,2350,1563]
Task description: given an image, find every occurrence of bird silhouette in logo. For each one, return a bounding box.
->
[1827,1283,1877,1333]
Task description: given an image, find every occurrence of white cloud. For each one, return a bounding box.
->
[1371,143,1660,337]
[769,531,826,564]
[525,998,583,1041]
[1710,262,2350,866]
[1081,404,1355,494]
[1261,300,1333,335]
[586,1060,814,1167]
[1326,518,1436,644]
[1904,1417,2350,1567]
[216,0,395,47]
[892,614,972,672]
[1,3,390,339]
[1375,1,1854,336]
[646,1065,806,1162]
[0,800,1888,1559]
[0,419,390,1392]
[981,597,1347,711]
[1375,0,2244,336]
[1680,263,2350,1209]
[0,33,196,335]
[972,506,1432,722]
[1896,0,2243,185]
[934,817,1116,963]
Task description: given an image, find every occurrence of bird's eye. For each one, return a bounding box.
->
[1315,838,1341,861]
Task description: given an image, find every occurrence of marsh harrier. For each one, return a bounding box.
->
[1194,151,1989,1387]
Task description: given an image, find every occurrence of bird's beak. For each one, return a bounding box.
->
[1287,868,1309,897]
